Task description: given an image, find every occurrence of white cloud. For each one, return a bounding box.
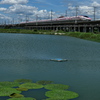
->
[91,1,100,7]
[6,4,38,15]
[0,0,28,5]
[0,7,7,11]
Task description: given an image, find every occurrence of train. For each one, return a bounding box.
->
[20,15,91,26]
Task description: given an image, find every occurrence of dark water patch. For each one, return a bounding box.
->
[22,88,48,100]
[0,96,10,100]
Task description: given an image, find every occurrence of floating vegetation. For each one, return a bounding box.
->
[16,88,28,91]
[9,93,24,98]
[0,82,20,88]
[45,90,79,100]
[14,79,32,83]
[36,80,53,85]
[0,87,21,96]
[0,79,79,100]
[44,84,69,90]
[19,83,44,89]
[7,97,36,100]
[45,98,66,100]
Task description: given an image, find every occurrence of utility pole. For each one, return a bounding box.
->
[36,14,38,25]
[51,9,53,21]
[75,6,78,17]
[26,15,29,23]
[65,10,67,17]
[93,6,96,21]
[50,9,53,27]
[12,18,14,25]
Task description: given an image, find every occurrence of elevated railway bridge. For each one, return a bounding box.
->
[1,20,100,33]
[24,20,100,33]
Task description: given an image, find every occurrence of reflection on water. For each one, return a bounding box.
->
[0,33,100,100]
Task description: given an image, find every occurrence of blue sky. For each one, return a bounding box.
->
[0,0,100,24]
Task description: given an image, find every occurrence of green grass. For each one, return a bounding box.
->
[0,29,100,42]
[64,32,100,42]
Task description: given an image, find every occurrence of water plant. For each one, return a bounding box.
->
[45,90,79,100]
[7,97,36,100]
[0,87,21,96]
[14,79,32,83]
[0,81,20,88]
[9,93,24,98]
[19,83,44,89]
[0,79,79,100]
[36,80,53,85]
[16,88,28,91]
[44,84,69,90]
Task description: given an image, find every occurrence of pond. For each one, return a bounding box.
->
[0,33,100,100]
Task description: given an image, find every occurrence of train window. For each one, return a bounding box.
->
[83,15,89,18]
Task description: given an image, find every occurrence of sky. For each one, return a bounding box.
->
[0,0,100,24]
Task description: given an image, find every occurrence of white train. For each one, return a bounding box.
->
[55,15,91,21]
[21,15,91,25]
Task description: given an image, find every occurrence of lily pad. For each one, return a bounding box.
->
[14,79,32,83]
[7,97,36,100]
[16,88,28,91]
[0,82,20,88]
[45,98,68,100]
[44,84,69,90]
[19,83,44,89]
[45,90,79,99]
[36,80,53,85]
[0,87,21,96]
[9,93,24,98]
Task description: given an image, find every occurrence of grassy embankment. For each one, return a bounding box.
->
[0,28,100,42]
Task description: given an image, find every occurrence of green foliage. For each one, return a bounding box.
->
[45,90,79,100]
[36,80,53,85]
[67,32,81,37]
[0,79,79,100]
[90,34,98,39]
[7,97,36,100]
[16,88,28,91]
[19,83,44,89]
[0,87,21,96]
[44,84,69,90]
[14,79,32,83]
[45,98,67,100]
[79,33,93,39]
[0,29,100,42]
[9,93,24,98]
[0,81,20,88]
